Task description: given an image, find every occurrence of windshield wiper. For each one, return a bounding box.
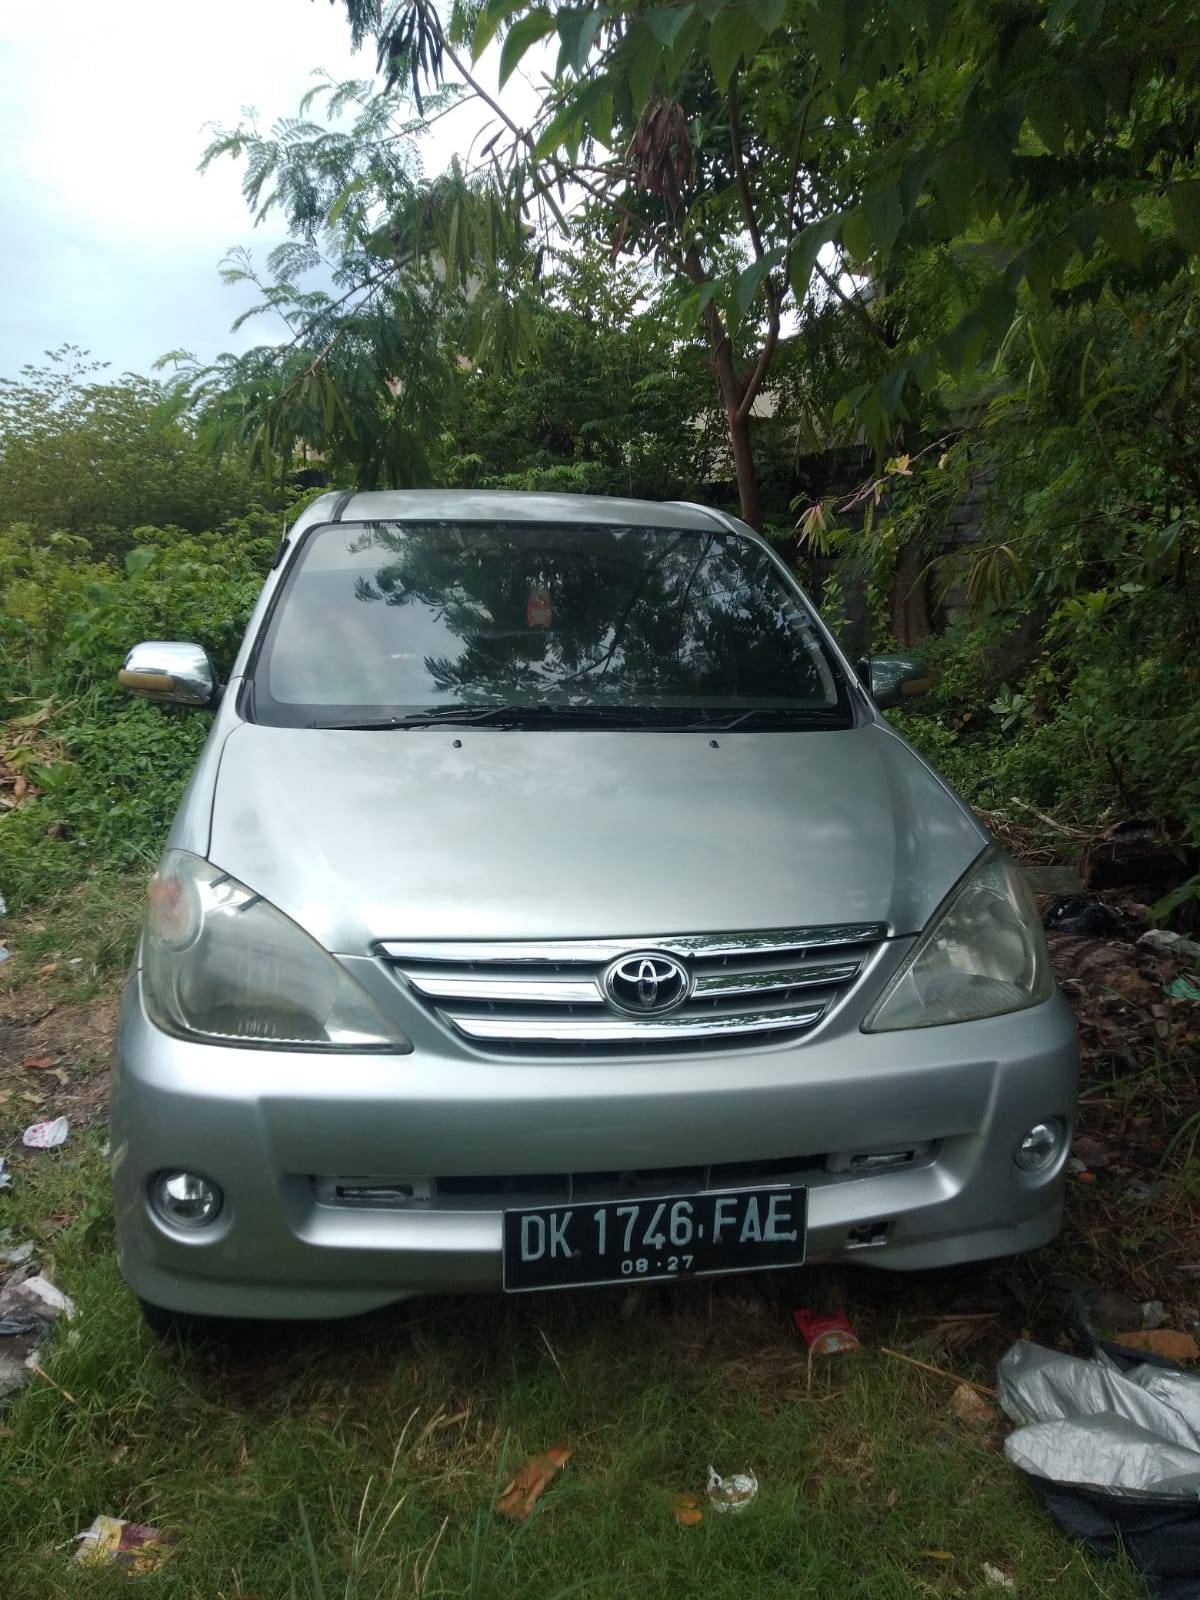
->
[312,704,649,731]
[684,707,852,731]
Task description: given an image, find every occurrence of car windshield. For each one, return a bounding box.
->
[250,519,853,729]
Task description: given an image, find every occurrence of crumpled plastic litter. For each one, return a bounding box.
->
[5,1274,77,1322]
[22,1116,68,1149]
[0,1267,76,1401]
[0,1309,42,1338]
[792,1308,861,1354]
[706,1465,758,1512]
[999,1338,1200,1598]
[76,1515,173,1572]
[0,1158,12,1193]
[1140,929,1200,962]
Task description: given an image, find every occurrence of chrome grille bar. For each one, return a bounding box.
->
[379,923,885,965]
[443,1004,827,1044]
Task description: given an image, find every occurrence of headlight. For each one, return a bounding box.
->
[863,848,1053,1032]
[142,850,410,1051]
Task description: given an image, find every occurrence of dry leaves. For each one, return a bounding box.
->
[673,1494,703,1527]
[950,1382,998,1427]
[1117,1329,1200,1360]
[495,1444,571,1521]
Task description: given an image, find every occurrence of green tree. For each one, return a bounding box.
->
[0,347,262,547]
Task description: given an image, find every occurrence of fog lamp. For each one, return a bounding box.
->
[151,1171,223,1228]
[1013,1121,1064,1173]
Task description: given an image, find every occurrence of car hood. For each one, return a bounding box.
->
[206,722,986,953]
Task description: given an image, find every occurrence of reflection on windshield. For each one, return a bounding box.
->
[254,520,849,726]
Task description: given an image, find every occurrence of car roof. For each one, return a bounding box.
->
[291,488,733,536]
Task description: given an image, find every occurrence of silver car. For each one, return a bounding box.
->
[112,490,1077,1330]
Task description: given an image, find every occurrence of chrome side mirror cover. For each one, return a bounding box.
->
[118,641,220,707]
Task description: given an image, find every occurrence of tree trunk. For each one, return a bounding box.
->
[727,406,764,530]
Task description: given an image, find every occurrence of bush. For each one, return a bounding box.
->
[0,512,279,908]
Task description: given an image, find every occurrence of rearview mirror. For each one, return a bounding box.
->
[857,654,935,710]
[118,641,219,708]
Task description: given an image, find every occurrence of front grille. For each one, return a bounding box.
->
[379,924,885,1053]
[312,1146,934,1212]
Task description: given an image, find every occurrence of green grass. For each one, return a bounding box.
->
[0,877,1152,1600]
[0,1135,1144,1600]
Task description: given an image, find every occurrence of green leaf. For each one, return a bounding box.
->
[124,545,158,577]
[831,380,869,426]
[746,0,788,29]
[708,7,745,87]
[499,9,557,86]
[533,96,585,158]
[472,0,528,60]
[1099,201,1144,264]
[327,173,369,229]
[805,0,846,82]
[788,216,839,300]
[841,207,871,263]
[645,3,695,47]
[556,7,604,73]
[862,189,904,259]
[626,23,661,111]
[1168,182,1200,254]
[733,258,767,321]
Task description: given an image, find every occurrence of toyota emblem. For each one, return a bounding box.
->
[603,951,691,1015]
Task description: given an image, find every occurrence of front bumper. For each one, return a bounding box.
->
[111,961,1078,1320]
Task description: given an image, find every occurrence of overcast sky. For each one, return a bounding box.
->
[0,0,522,384]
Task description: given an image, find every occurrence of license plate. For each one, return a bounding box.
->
[502,1184,807,1293]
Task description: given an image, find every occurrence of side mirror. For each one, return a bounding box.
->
[118,641,220,708]
[856,654,935,710]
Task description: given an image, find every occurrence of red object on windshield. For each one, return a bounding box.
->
[526,585,552,628]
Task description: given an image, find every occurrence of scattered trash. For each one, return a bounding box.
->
[1166,977,1200,1001]
[1073,1285,1154,1336]
[1142,1300,1169,1332]
[21,1116,68,1149]
[76,1516,173,1573]
[1114,1329,1199,1361]
[706,1465,758,1513]
[792,1308,861,1355]
[1139,929,1200,962]
[673,1493,703,1527]
[1125,1178,1155,1202]
[951,1382,998,1427]
[5,1273,77,1322]
[982,1562,1015,1590]
[0,1240,34,1267]
[0,945,8,965]
[1071,1134,1110,1169]
[1067,1157,1088,1176]
[1044,897,1130,938]
[999,1338,1200,1598]
[0,1267,76,1402]
[495,1443,571,1520]
[0,1159,12,1193]
[0,1309,42,1338]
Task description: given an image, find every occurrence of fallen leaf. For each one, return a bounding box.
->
[951,1383,998,1427]
[1117,1329,1200,1360]
[35,962,59,976]
[921,1550,954,1562]
[885,1487,900,1508]
[495,1443,571,1521]
[20,1056,54,1071]
[673,1494,703,1527]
